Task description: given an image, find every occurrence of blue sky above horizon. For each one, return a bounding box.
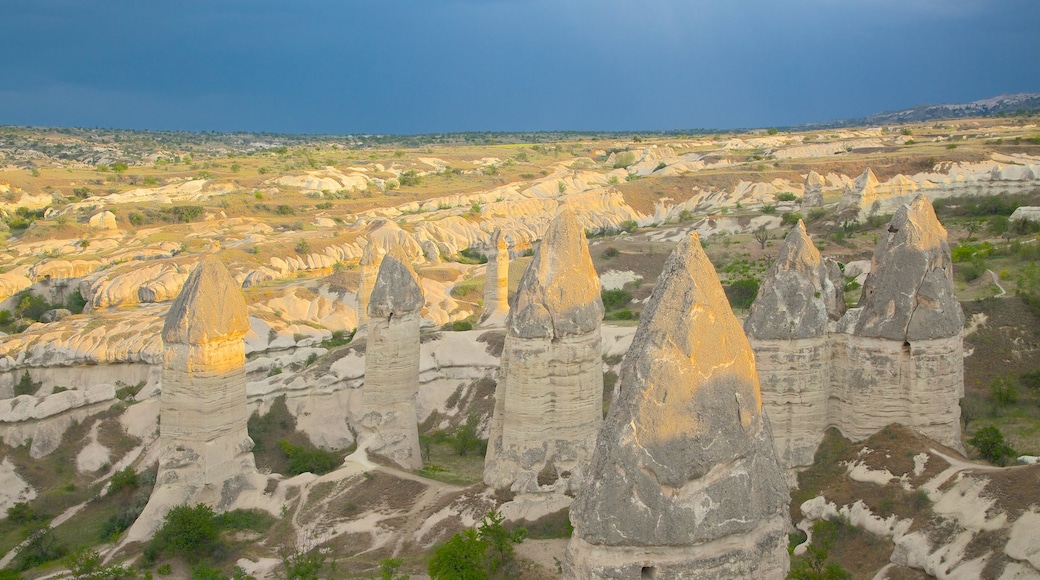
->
[1,0,1037,135]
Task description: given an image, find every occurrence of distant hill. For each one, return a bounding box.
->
[804,93,1040,129]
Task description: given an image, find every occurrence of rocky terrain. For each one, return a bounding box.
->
[0,118,1038,578]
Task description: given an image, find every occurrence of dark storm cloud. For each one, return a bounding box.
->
[0,0,1036,132]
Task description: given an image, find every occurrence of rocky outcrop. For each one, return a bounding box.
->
[802,170,825,208]
[746,221,843,470]
[355,242,385,334]
[478,228,509,328]
[1010,206,1040,223]
[88,210,118,231]
[484,210,604,494]
[566,234,790,579]
[128,256,261,542]
[832,194,964,448]
[360,250,424,470]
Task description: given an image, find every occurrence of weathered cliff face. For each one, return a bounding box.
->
[484,210,604,494]
[361,250,424,470]
[355,242,386,335]
[129,256,261,542]
[834,194,964,449]
[746,221,841,471]
[567,234,790,579]
[478,227,509,328]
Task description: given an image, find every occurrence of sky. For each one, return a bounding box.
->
[1,0,1038,135]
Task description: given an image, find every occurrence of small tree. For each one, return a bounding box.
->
[753,225,769,250]
[968,426,1016,466]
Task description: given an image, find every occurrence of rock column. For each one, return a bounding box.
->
[832,194,964,449]
[479,227,510,327]
[129,256,260,541]
[484,210,604,494]
[566,234,790,579]
[745,220,844,471]
[802,170,825,208]
[360,250,425,469]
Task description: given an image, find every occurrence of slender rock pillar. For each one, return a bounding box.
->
[479,227,510,327]
[745,220,843,470]
[360,250,424,469]
[127,256,260,542]
[484,210,604,494]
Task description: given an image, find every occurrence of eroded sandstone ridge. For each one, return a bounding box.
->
[129,256,261,541]
[360,249,425,469]
[746,220,844,470]
[484,209,604,494]
[479,227,510,327]
[566,234,790,579]
[832,194,964,447]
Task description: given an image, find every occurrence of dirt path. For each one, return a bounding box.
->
[987,269,1007,297]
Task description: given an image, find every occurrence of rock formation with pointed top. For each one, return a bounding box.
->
[802,170,825,208]
[746,221,843,470]
[832,194,964,447]
[479,228,510,328]
[566,234,790,579]
[484,210,604,494]
[128,256,261,542]
[360,249,424,469]
[355,242,386,335]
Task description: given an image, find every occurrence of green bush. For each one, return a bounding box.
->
[62,548,135,580]
[275,205,296,216]
[107,467,139,496]
[602,247,619,258]
[278,440,340,475]
[601,289,631,311]
[761,204,776,215]
[6,502,39,525]
[776,192,798,202]
[808,208,828,222]
[781,212,802,226]
[15,291,51,322]
[65,289,87,314]
[619,220,638,233]
[149,504,221,563]
[452,320,474,332]
[428,510,525,579]
[13,527,66,571]
[458,247,488,264]
[968,426,1016,466]
[1020,370,1040,392]
[452,414,487,457]
[726,278,760,311]
[959,259,987,282]
[14,371,40,396]
[990,376,1018,405]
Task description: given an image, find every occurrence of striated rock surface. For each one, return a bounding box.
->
[484,210,604,494]
[478,228,509,327]
[833,194,964,449]
[360,250,424,470]
[128,256,261,542]
[802,170,825,208]
[88,210,118,231]
[566,234,789,579]
[746,221,841,470]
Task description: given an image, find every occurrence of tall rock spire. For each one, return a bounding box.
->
[484,209,604,495]
[478,227,510,327]
[566,234,790,579]
[746,221,842,472]
[360,249,425,470]
[128,256,261,542]
[356,241,386,335]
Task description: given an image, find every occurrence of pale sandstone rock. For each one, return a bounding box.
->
[355,242,385,334]
[802,170,826,208]
[485,210,604,494]
[88,210,118,231]
[833,195,964,449]
[128,256,261,542]
[746,221,842,470]
[361,250,424,470]
[478,228,509,328]
[1010,206,1040,223]
[566,234,789,579]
